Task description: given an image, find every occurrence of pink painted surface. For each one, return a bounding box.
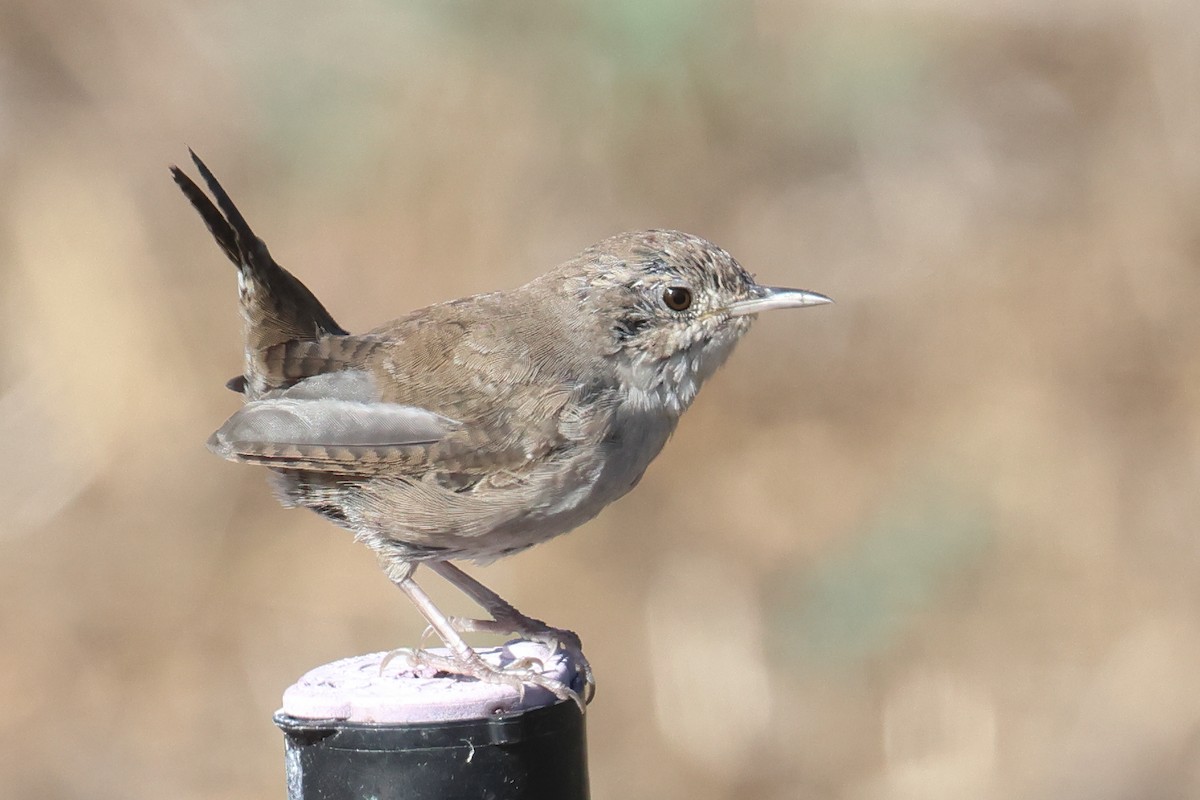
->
[280,642,578,724]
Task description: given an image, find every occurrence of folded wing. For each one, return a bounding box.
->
[209,371,461,472]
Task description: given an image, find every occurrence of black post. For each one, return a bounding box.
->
[273,643,589,800]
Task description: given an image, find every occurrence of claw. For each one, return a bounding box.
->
[378,647,413,674]
[507,655,546,672]
[418,624,438,649]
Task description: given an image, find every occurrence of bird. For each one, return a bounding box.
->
[171,149,831,710]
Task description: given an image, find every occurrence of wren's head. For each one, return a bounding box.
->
[552,229,831,415]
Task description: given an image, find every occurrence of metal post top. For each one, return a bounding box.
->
[278,642,584,725]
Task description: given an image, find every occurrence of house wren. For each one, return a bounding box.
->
[172,150,831,709]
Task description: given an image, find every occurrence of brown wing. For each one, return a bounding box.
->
[208,301,593,481]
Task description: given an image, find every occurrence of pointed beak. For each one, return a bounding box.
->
[726,286,834,317]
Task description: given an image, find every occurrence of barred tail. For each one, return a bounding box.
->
[171,150,349,394]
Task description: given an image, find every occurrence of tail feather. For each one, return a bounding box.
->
[263,336,385,385]
[170,164,240,267]
[171,150,350,395]
[186,148,260,263]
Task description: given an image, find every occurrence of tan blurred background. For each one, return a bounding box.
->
[3,0,1200,798]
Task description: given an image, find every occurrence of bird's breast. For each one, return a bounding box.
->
[518,400,675,530]
[592,402,677,500]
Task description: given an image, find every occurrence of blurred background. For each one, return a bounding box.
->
[3,0,1199,797]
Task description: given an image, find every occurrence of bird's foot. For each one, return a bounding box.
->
[443,615,595,703]
[386,646,585,712]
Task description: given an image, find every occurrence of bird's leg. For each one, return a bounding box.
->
[427,561,582,649]
[428,561,594,701]
[383,562,584,711]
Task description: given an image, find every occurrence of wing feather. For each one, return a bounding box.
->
[208,397,459,470]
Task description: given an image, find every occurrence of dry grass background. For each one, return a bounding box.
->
[3,1,1200,798]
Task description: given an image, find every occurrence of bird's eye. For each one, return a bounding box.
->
[662,286,693,311]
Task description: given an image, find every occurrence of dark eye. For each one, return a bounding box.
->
[662,286,693,311]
